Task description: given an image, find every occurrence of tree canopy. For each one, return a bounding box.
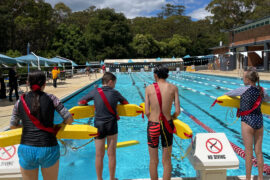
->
[0,0,268,64]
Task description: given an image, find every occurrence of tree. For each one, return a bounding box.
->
[54,2,72,23]
[131,34,159,58]
[158,3,185,18]
[52,23,87,64]
[168,34,191,57]
[84,8,132,61]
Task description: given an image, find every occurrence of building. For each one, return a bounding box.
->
[212,16,270,72]
[229,16,270,71]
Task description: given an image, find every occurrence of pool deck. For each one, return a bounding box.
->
[0,73,103,131]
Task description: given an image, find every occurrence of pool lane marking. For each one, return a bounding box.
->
[180,107,270,174]
[181,73,269,90]
[129,74,145,102]
[171,75,233,91]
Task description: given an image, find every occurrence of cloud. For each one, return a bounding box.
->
[45,0,166,18]
[187,5,212,20]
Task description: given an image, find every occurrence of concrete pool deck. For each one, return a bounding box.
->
[0,73,103,131]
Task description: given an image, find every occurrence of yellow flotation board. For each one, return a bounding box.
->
[69,104,143,119]
[105,140,139,150]
[0,125,98,148]
[139,103,193,139]
[216,95,270,115]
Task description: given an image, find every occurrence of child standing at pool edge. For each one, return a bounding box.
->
[145,65,180,180]
[78,72,129,180]
[10,71,74,180]
[225,68,270,180]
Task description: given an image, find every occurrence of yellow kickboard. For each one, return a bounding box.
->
[69,104,143,119]
[105,140,139,150]
[216,95,270,115]
[173,119,193,139]
[140,102,193,139]
[0,125,98,148]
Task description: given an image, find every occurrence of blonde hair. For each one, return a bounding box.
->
[245,67,263,96]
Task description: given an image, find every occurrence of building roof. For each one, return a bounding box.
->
[104,58,183,64]
[228,15,270,32]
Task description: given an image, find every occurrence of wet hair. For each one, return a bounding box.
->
[245,67,263,96]
[102,72,116,84]
[27,71,46,116]
[154,65,169,79]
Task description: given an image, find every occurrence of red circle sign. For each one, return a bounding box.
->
[0,146,16,160]
[206,138,223,154]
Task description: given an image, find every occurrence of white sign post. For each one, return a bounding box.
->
[140,68,144,72]
[128,68,131,73]
[0,145,21,178]
[106,68,109,72]
[176,67,180,72]
[188,133,239,180]
[116,68,120,73]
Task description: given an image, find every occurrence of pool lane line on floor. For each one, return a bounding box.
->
[170,75,233,91]
[129,73,145,102]
[180,107,270,175]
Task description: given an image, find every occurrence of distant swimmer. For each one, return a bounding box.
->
[225,68,270,180]
[143,83,146,88]
[145,65,180,180]
[216,86,221,89]
[78,72,129,180]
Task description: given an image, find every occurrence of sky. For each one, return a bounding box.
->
[44,0,213,20]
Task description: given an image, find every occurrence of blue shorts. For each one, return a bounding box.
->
[18,144,60,170]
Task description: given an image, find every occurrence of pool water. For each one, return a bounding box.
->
[40,72,270,179]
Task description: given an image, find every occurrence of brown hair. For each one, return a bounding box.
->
[245,67,263,96]
[102,72,116,84]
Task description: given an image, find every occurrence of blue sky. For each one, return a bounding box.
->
[45,0,212,20]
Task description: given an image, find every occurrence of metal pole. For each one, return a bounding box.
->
[31,52,40,70]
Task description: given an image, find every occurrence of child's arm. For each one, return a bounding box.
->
[10,100,22,129]
[225,87,249,97]
[78,90,95,105]
[50,94,73,124]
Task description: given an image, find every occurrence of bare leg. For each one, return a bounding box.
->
[20,167,38,180]
[148,146,159,180]
[95,138,106,180]
[162,146,172,180]
[41,160,59,180]
[241,122,254,180]
[107,134,118,180]
[254,127,264,180]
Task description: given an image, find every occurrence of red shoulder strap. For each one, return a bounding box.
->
[238,87,263,117]
[20,94,59,135]
[153,83,175,134]
[97,88,119,119]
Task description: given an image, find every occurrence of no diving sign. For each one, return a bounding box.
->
[0,145,20,172]
[0,146,16,160]
[206,138,223,154]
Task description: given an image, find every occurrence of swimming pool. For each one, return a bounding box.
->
[43,72,270,179]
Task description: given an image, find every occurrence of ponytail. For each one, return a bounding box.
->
[245,67,263,97]
[27,71,46,116]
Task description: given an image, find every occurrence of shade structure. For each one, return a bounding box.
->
[0,54,22,64]
[128,59,133,63]
[183,55,191,58]
[50,57,70,63]
[53,56,78,67]
[16,54,54,66]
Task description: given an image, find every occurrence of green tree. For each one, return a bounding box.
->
[131,34,160,58]
[54,2,72,23]
[6,50,22,58]
[84,8,132,61]
[158,3,185,18]
[52,23,87,64]
[168,34,191,57]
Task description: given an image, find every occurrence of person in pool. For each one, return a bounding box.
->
[78,72,129,180]
[145,65,180,180]
[10,71,73,180]
[225,68,270,180]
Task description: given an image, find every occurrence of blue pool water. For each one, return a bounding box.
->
[41,72,270,179]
